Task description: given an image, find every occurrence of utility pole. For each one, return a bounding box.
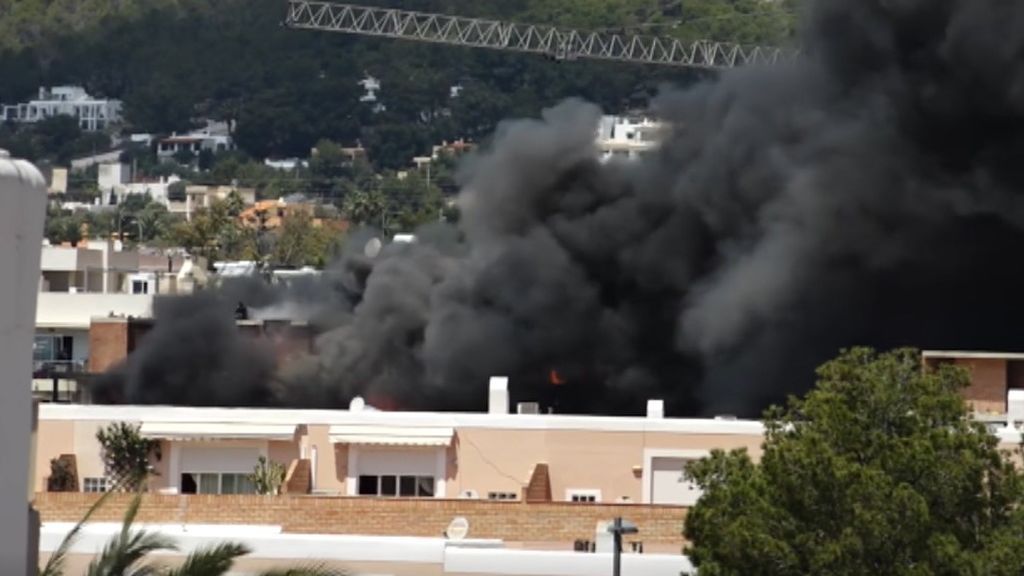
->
[608,517,638,576]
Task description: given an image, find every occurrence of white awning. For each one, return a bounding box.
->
[139,422,297,441]
[328,425,454,447]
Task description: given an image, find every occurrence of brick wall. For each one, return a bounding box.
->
[88,320,129,373]
[34,493,686,547]
[956,358,1007,414]
[284,459,311,494]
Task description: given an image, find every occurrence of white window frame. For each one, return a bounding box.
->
[179,471,256,495]
[83,477,108,493]
[168,441,268,494]
[566,489,602,503]
[355,473,436,498]
[487,491,518,501]
[345,445,447,498]
[641,448,710,505]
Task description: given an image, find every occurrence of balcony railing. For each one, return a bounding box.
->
[32,360,87,377]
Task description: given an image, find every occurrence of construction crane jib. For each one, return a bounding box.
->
[284,0,799,71]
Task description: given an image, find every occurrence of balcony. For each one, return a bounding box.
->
[32,361,90,403]
[36,292,153,329]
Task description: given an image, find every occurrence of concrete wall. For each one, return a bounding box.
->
[36,293,152,330]
[288,424,765,502]
[0,152,48,576]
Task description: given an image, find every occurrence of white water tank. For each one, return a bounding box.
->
[0,150,47,576]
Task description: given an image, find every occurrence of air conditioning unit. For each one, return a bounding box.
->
[459,489,480,499]
[517,402,540,415]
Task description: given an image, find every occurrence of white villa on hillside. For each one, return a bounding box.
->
[596,115,662,162]
[2,86,122,132]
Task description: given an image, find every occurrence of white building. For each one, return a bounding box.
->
[156,121,235,161]
[1,86,122,132]
[596,115,662,162]
[264,158,308,171]
[33,240,205,398]
[95,163,181,206]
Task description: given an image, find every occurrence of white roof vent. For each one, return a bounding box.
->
[348,396,378,412]
[517,402,540,415]
[350,396,366,411]
[488,376,509,415]
[646,399,664,419]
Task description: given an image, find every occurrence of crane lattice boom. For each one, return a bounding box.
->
[284,0,799,71]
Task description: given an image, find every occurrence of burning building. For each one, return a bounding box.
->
[95,0,1024,417]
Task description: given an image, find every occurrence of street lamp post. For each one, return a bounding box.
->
[607,517,639,576]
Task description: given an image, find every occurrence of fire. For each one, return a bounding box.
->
[549,369,566,386]
[366,393,401,411]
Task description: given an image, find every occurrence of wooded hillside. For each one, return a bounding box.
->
[0,0,798,167]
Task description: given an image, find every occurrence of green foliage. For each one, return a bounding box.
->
[169,199,253,264]
[271,211,343,268]
[86,495,177,576]
[250,456,287,496]
[40,492,347,575]
[95,423,162,493]
[0,0,796,170]
[0,117,110,165]
[165,543,251,576]
[47,457,77,492]
[39,491,115,576]
[684,347,1024,576]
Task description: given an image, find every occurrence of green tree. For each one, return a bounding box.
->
[95,423,162,493]
[47,457,78,493]
[342,189,387,229]
[684,347,1024,576]
[170,199,253,264]
[271,211,341,268]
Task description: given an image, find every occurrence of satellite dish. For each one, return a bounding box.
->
[446,517,470,540]
[363,237,383,258]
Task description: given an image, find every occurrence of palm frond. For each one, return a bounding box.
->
[86,494,177,576]
[87,529,177,576]
[164,542,251,576]
[40,490,115,576]
[256,565,347,576]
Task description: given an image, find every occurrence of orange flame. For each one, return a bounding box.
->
[549,369,566,386]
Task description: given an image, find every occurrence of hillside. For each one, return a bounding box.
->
[0,0,798,167]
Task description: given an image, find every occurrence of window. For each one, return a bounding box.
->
[487,491,517,501]
[180,472,256,495]
[131,280,149,294]
[33,335,74,366]
[567,489,601,503]
[83,477,108,493]
[356,475,435,498]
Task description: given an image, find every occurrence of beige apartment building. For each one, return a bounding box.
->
[35,380,763,508]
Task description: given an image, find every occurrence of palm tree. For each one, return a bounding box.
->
[40,494,343,576]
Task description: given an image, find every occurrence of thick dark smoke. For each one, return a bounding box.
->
[97,0,1024,416]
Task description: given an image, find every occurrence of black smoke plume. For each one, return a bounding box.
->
[96,0,1024,416]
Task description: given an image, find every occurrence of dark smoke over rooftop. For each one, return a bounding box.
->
[96,0,1024,416]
